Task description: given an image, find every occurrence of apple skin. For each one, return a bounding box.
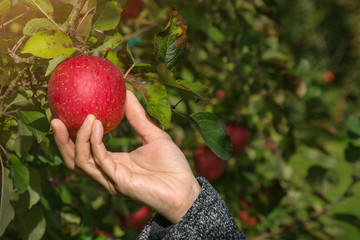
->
[193,146,226,181]
[48,56,126,137]
[225,123,250,156]
[237,199,259,226]
[121,0,146,19]
[215,89,226,100]
[237,210,259,226]
[117,206,153,232]
[323,70,335,83]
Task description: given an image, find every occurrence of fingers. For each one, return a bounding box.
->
[51,119,76,170]
[74,114,96,170]
[125,90,170,143]
[91,120,132,194]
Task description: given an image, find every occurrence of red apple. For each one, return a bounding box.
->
[93,228,114,240]
[215,89,226,100]
[225,123,250,156]
[323,70,335,83]
[121,0,146,19]
[237,199,259,226]
[237,210,259,226]
[48,56,126,137]
[117,206,153,232]
[193,146,226,181]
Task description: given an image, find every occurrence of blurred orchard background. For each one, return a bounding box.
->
[1,0,360,239]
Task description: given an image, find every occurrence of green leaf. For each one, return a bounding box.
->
[96,32,123,51]
[17,110,49,143]
[0,0,10,17]
[306,165,327,190]
[22,0,54,16]
[14,120,34,157]
[41,182,62,211]
[21,30,77,58]
[93,0,121,31]
[28,168,42,209]
[106,137,135,151]
[347,116,360,139]
[154,11,187,71]
[205,25,225,42]
[6,86,33,108]
[345,143,360,163]
[0,168,15,236]
[0,39,13,50]
[332,214,360,228]
[117,42,135,71]
[13,168,42,214]
[45,55,70,76]
[129,63,155,75]
[127,74,171,129]
[157,64,208,98]
[189,112,232,160]
[10,155,30,194]
[53,2,73,24]
[14,205,46,240]
[23,18,58,36]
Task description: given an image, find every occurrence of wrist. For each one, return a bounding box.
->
[170,177,201,224]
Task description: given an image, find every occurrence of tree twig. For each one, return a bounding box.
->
[0,66,29,110]
[63,0,86,49]
[8,51,36,64]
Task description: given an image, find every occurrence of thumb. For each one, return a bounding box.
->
[125,90,170,143]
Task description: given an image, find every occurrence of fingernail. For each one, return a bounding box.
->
[81,115,93,128]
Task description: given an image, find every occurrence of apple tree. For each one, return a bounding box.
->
[1,0,360,239]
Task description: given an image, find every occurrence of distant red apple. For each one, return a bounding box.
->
[117,206,153,232]
[237,210,259,226]
[323,70,335,83]
[93,228,114,240]
[225,123,250,156]
[121,0,146,19]
[193,146,226,181]
[264,140,275,151]
[237,199,259,226]
[48,56,126,137]
[215,89,226,100]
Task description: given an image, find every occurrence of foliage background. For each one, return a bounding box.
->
[1,0,360,239]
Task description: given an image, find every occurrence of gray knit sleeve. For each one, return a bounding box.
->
[137,177,247,240]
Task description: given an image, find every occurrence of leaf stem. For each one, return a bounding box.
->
[124,63,136,79]
[75,7,95,33]
[171,98,183,109]
[0,12,28,30]
[11,35,27,53]
[32,1,63,32]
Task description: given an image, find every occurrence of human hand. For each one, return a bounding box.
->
[51,90,201,224]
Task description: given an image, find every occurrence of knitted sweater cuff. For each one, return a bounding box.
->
[138,177,247,240]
